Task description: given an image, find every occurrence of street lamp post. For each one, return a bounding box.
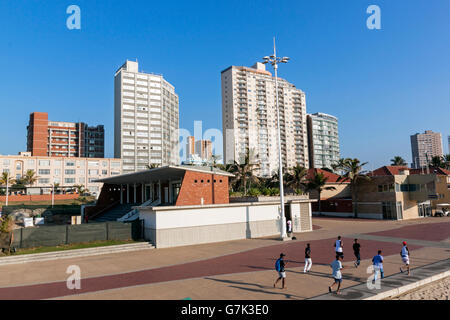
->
[52,184,55,208]
[262,38,290,240]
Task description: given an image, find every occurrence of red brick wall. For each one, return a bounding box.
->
[0,193,79,203]
[27,112,49,156]
[175,171,229,206]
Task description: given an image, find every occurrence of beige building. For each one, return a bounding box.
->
[114,60,180,173]
[221,62,309,177]
[195,140,213,161]
[0,152,122,195]
[411,130,443,169]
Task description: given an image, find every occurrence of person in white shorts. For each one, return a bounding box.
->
[334,236,344,259]
[274,253,288,289]
[400,241,410,276]
[304,243,312,273]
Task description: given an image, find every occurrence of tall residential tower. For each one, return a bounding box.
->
[114,61,179,173]
[410,130,443,169]
[221,63,308,177]
[307,113,340,169]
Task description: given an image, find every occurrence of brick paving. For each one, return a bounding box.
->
[0,218,448,300]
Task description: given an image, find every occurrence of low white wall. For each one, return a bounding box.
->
[139,201,313,248]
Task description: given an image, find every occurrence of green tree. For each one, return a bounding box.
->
[430,156,444,168]
[285,164,308,194]
[443,154,450,170]
[209,154,222,167]
[231,148,260,196]
[304,171,336,215]
[147,164,161,169]
[390,156,407,166]
[335,158,370,218]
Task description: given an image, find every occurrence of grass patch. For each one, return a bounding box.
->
[2,239,141,256]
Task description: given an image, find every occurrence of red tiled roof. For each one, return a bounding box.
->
[369,166,410,176]
[369,166,450,176]
[306,168,349,183]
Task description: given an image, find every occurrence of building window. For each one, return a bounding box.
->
[39,160,50,166]
[64,178,76,184]
[38,169,51,175]
[65,161,75,167]
[65,169,76,175]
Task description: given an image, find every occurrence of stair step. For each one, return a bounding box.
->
[0,242,155,266]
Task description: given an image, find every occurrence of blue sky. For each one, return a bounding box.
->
[0,0,449,169]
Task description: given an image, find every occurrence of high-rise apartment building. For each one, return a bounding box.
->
[26,112,105,158]
[221,62,308,177]
[186,136,196,158]
[114,60,180,173]
[306,113,340,169]
[195,140,213,160]
[410,130,443,169]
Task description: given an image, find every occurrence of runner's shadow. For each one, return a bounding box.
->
[228,285,305,300]
[205,277,271,290]
[288,269,366,284]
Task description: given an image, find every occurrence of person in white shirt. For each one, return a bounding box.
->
[334,236,344,259]
[400,241,410,276]
[287,220,292,235]
[329,255,345,294]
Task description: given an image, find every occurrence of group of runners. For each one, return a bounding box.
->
[274,236,411,294]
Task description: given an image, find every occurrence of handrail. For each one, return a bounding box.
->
[88,200,120,221]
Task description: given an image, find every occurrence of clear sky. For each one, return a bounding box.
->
[0,0,449,170]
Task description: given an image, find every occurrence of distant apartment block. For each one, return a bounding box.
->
[0,152,122,194]
[195,139,213,161]
[410,130,443,169]
[186,136,196,158]
[307,113,340,169]
[221,62,309,177]
[27,112,105,158]
[114,60,180,173]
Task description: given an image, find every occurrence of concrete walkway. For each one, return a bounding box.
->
[310,258,450,300]
[0,217,448,300]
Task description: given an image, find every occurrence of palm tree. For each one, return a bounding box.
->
[443,154,450,170]
[285,164,308,194]
[390,156,407,166]
[209,154,222,167]
[304,171,336,215]
[22,169,39,194]
[0,172,15,206]
[430,156,444,168]
[73,184,88,195]
[232,148,260,196]
[335,158,370,218]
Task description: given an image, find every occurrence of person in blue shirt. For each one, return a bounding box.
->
[274,253,288,289]
[372,250,384,283]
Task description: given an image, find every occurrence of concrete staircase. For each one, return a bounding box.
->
[0,241,155,266]
[94,204,137,222]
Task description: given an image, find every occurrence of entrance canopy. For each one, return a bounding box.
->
[94,165,234,185]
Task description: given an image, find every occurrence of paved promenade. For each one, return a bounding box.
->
[0,217,449,300]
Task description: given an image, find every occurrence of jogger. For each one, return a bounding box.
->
[353,239,361,268]
[304,243,312,273]
[329,255,345,294]
[274,253,287,289]
[400,241,411,276]
[372,250,384,282]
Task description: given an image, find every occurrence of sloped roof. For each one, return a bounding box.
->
[369,166,450,176]
[306,168,349,183]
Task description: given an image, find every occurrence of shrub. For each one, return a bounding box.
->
[261,188,271,196]
[269,188,280,196]
[248,188,261,197]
